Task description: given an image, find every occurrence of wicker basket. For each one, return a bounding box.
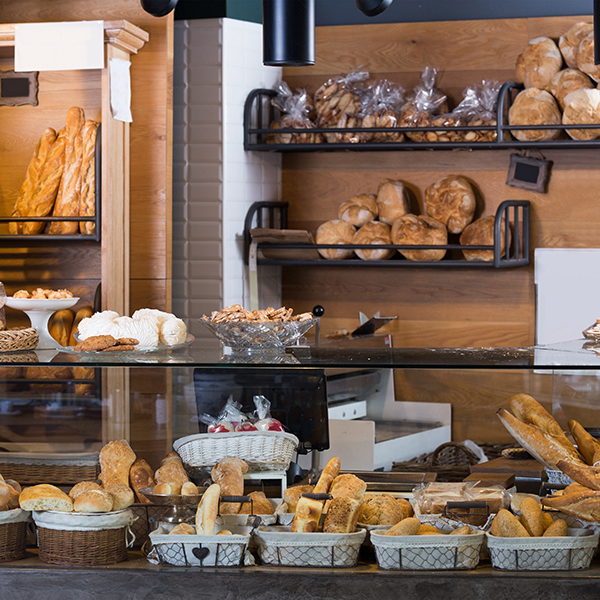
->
[0,452,100,485]
[0,509,31,562]
[173,431,299,472]
[0,327,39,352]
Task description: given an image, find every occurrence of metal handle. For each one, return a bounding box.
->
[301,493,332,501]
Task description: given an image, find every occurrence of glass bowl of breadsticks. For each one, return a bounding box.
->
[199,304,316,351]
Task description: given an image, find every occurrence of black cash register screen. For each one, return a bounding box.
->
[193,367,329,452]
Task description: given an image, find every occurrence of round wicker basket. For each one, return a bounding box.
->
[0,327,39,352]
[0,521,28,562]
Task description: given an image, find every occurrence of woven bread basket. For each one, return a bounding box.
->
[0,327,38,352]
[0,509,31,562]
[0,453,100,485]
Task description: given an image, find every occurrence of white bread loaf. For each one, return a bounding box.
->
[548,68,594,110]
[375,179,411,225]
[103,482,135,511]
[424,175,476,234]
[559,22,593,69]
[338,193,378,227]
[69,481,103,500]
[562,88,600,140]
[19,484,74,512]
[577,31,600,82]
[352,221,394,261]
[391,214,447,261]
[515,36,563,90]
[508,88,562,141]
[99,439,136,487]
[315,219,356,259]
[73,489,113,513]
[195,483,220,535]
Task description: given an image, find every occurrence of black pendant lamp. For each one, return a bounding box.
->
[356,0,394,17]
[140,0,179,18]
[595,0,600,64]
[263,0,315,66]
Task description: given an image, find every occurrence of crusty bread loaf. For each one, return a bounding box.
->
[291,495,324,533]
[508,88,562,141]
[338,193,378,227]
[515,36,563,90]
[323,496,361,533]
[548,68,594,110]
[577,31,600,82]
[210,456,248,514]
[391,214,447,261]
[490,509,530,537]
[555,460,600,491]
[283,485,314,513]
[196,483,220,535]
[103,482,134,511]
[10,128,57,234]
[19,484,73,512]
[50,107,85,234]
[519,496,544,537]
[169,523,196,535]
[352,221,394,261]
[562,88,600,140]
[69,305,94,346]
[460,215,508,262]
[239,491,275,515]
[155,453,190,495]
[328,474,367,503]
[358,493,405,526]
[315,220,356,259]
[49,308,75,347]
[23,130,67,235]
[99,439,136,488]
[385,516,421,536]
[543,518,568,537]
[559,22,593,69]
[541,485,600,520]
[69,481,103,500]
[0,481,12,510]
[181,481,199,496]
[568,419,600,465]
[73,489,113,513]
[79,120,99,235]
[313,457,341,494]
[424,175,476,235]
[376,179,410,225]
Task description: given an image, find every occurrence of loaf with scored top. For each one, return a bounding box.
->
[79,120,99,235]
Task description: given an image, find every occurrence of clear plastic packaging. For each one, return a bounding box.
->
[199,396,254,433]
[252,395,284,432]
[464,79,502,142]
[269,82,322,144]
[359,79,405,142]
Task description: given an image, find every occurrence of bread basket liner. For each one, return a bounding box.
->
[485,529,599,571]
[147,524,253,567]
[254,526,367,568]
[0,508,31,525]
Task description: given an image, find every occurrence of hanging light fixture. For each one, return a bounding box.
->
[263,0,315,66]
[356,0,394,17]
[140,0,179,18]
[595,0,600,64]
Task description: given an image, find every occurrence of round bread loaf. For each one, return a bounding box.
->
[562,88,600,140]
[548,68,594,109]
[358,493,405,526]
[69,480,103,500]
[19,484,73,512]
[181,481,199,495]
[424,175,476,234]
[516,36,563,90]
[508,88,562,141]
[315,219,356,259]
[103,482,135,511]
[559,22,593,69]
[460,215,510,262]
[375,179,411,225]
[239,491,275,515]
[391,214,447,261]
[352,221,394,261]
[338,193,378,227]
[577,31,600,82]
[74,489,113,513]
[384,516,421,536]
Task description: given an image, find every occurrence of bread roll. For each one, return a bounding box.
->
[460,215,509,262]
[155,454,190,495]
[99,439,136,488]
[181,481,199,496]
[418,524,442,535]
[210,456,248,514]
[283,485,314,513]
[50,107,85,234]
[543,518,568,537]
[10,128,58,234]
[391,214,447,261]
[69,305,94,346]
[450,525,473,536]
[548,68,594,110]
[490,509,530,537]
[358,493,405,526]
[196,483,220,535]
[352,221,394,261]
[103,482,134,511]
[69,481,102,500]
[315,220,356,259]
[559,22,593,69]
[153,483,173,495]
[562,88,600,140]
[542,511,555,531]
[169,523,195,535]
[384,516,421,536]
[424,175,476,235]
[79,120,99,235]
[519,496,544,537]
[49,309,75,347]
[516,37,563,90]
[239,491,274,515]
[74,489,113,513]
[19,484,73,512]
[577,31,600,82]
[323,497,361,533]
[376,179,410,225]
[338,193,378,227]
[508,88,562,141]
[216,529,233,535]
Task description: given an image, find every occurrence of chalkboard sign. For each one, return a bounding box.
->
[506,154,551,193]
[0,71,38,106]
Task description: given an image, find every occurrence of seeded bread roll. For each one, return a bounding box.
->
[577,31,600,82]
[74,489,113,513]
[323,496,361,533]
[424,175,476,234]
[19,484,73,512]
[516,36,563,90]
[99,439,136,488]
[562,88,600,140]
[460,215,509,262]
[508,88,562,141]
[391,214,447,261]
[315,220,356,259]
[559,22,593,69]
[376,179,410,225]
[338,193,378,227]
[353,221,394,261]
[548,68,594,110]
[69,481,103,500]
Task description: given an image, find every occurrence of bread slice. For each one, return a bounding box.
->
[19,484,74,512]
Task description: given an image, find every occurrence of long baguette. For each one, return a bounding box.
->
[556,459,600,491]
[195,483,220,535]
[541,487,600,521]
[49,107,85,234]
[78,120,99,235]
[509,393,566,439]
[10,128,57,234]
[568,419,600,465]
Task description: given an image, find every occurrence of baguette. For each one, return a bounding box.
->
[313,457,341,494]
[568,419,600,465]
[541,487,600,521]
[49,308,75,347]
[23,130,67,235]
[129,458,155,504]
[69,305,94,346]
[10,128,57,234]
[79,120,99,235]
[50,107,85,234]
[196,483,220,535]
[555,459,600,491]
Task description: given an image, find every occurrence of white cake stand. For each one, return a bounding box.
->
[5,297,79,350]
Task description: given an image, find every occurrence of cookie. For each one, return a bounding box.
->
[116,338,139,345]
[101,345,137,352]
[74,335,117,351]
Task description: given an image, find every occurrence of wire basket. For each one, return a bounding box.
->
[0,510,31,562]
[0,452,100,485]
[199,317,317,350]
[0,327,39,352]
[130,504,165,549]
[174,431,299,472]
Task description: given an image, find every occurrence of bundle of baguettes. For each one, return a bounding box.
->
[9,107,99,236]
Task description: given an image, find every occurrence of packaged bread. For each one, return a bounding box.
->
[461,80,503,142]
[79,120,100,234]
[19,484,73,512]
[210,456,248,514]
[515,37,563,90]
[358,79,405,142]
[548,68,594,110]
[577,31,600,82]
[559,22,593,69]
[338,193,378,227]
[49,308,75,347]
[352,221,394,261]
[424,175,476,234]
[99,439,136,488]
[460,215,510,262]
[315,220,356,259]
[562,88,600,140]
[376,179,411,225]
[391,214,447,262]
[358,493,406,526]
[508,88,562,141]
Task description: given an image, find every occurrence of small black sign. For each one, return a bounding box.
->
[506,154,551,193]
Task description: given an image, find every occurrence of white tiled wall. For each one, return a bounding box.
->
[173,19,282,341]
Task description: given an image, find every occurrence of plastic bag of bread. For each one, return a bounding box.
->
[358,79,405,142]
[508,88,562,141]
[314,67,369,143]
[352,221,394,261]
[376,179,411,224]
[577,31,600,82]
[562,88,600,140]
[399,66,449,142]
[424,175,476,234]
[427,84,482,143]
[548,68,594,110]
[338,193,378,227]
[315,220,356,259]
[391,214,447,262]
[268,82,321,145]
[559,22,593,69]
[463,79,502,142]
[460,215,510,262]
[516,37,563,90]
